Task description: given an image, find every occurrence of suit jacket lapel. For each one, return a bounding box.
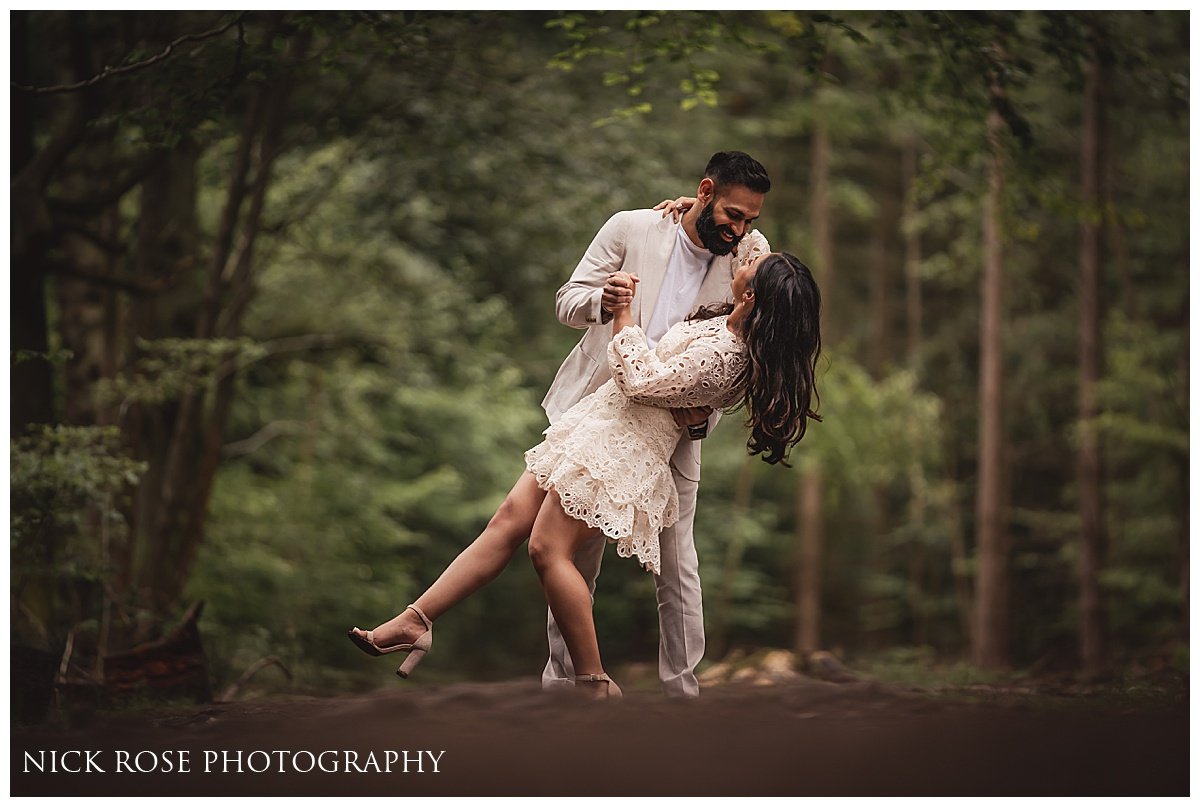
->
[634,216,677,327]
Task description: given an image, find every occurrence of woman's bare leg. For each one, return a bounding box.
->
[352,471,547,647]
[527,488,607,686]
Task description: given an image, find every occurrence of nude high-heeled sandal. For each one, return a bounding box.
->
[575,672,623,700]
[347,604,434,678]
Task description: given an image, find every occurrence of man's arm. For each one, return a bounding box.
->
[555,211,632,329]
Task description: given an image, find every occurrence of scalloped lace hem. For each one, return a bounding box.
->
[526,460,676,575]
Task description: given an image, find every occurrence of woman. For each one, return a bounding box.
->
[350,245,822,698]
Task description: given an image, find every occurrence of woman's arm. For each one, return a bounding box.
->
[607,325,739,410]
[610,273,638,337]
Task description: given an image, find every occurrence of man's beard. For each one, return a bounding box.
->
[695,200,743,256]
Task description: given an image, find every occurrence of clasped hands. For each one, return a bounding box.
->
[598,195,698,314]
[600,270,711,431]
[601,270,639,315]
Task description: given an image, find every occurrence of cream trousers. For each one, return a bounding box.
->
[541,469,704,698]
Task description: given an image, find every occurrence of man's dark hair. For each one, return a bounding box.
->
[704,151,771,195]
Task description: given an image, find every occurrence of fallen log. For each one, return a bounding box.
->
[102,600,212,703]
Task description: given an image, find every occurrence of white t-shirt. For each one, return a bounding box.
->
[644,225,712,348]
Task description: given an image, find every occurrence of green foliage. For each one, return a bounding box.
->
[688,356,951,652]
[200,10,1185,684]
[94,338,266,408]
[853,646,1008,688]
[1091,311,1188,649]
[548,11,818,126]
[12,347,73,367]
[1095,314,1187,456]
[14,11,1186,694]
[11,425,148,644]
[799,359,944,483]
[187,134,551,689]
[11,426,146,543]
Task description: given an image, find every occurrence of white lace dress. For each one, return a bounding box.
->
[524,315,748,574]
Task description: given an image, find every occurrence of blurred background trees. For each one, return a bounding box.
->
[10,10,1188,698]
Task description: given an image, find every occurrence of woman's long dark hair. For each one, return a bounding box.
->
[689,252,822,466]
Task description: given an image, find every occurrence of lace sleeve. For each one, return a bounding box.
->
[732,228,770,270]
[607,325,741,409]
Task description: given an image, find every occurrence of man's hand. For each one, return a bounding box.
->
[602,271,639,314]
[670,406,712,428]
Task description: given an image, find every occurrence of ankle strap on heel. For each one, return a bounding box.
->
[575,673,612,684]
[405,604,433,630]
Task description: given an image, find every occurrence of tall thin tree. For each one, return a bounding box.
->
[1077,27,1108,676]
[795,52,835,658]
[971,44,1011,670]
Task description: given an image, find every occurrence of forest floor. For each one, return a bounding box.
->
[11,660,1189,798]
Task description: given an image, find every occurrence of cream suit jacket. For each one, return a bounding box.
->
[541,208,744,482]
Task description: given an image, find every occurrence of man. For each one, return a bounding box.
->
[540,151,771,698]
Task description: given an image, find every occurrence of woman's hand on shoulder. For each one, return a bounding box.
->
[653,196,697,222]
[732,229,770,269]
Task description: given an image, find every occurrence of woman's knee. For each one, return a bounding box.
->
[527,529,559,577]
[486,495,532,547]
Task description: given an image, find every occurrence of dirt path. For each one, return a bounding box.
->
[12,676,1188,797]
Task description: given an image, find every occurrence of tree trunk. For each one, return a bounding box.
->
[870,149,895,377]
[795,468,824,656]
[901,136,930,645]
[11,11,57,433]
[795,85,834,659]
[713,456,757,659]
[971,68,1010,670]
[135,88,264,608]
[866,148,898,645]
[58,211,121,428]
[11,248,56,433]
[1077,36,1107,677]
[810,110,834,334]
[902,136,923,370]
[139,40,303,611]
[1179,453,1189,642]
[120,137,201,607]
[948,489,974,645]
